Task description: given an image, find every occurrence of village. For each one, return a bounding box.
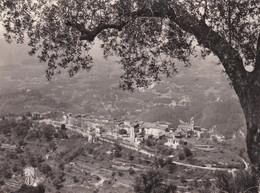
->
[0,111,248,193]
[61,113,202,150]
[33,111,239,169]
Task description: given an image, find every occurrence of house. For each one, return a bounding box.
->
[95,127,102,137]
[32,112,41,120]
[63,115,69,124]
[129,126,135,143]
[67,114,83,127]
[144,128,165,139]
[134,137,144,145]
[142,122,167,139]
[41,111,52,119]
[177,124,194,131]
[194,126,202,131]
[164,135,180,149]
[87,128,96,143]
[174,117,204,138]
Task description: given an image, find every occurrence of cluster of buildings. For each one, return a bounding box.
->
[61,113,204,150]
[62,114,110,143]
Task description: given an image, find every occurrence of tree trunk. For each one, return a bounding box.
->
[238,69,260,178]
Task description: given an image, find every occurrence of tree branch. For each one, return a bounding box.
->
[65,21,128,41]
[65,2,248,89]
[64,7,167,42]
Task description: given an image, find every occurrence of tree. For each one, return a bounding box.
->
[183,147,193,157]
[113,143,123,158]
[118,128,127,135]
[60,124,67,131]
[39,164,53,177]
[178,152,185,161]
[134,169,176,193]
[0,0,259,177]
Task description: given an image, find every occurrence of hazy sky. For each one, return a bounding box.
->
[0,24,116,68]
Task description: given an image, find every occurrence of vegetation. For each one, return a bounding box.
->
[214,170,258,193]
[134,169,177,193]
[14,184,45,193]
[113,143,123,158]
[118,129,127,135]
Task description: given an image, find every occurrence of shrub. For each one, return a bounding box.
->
[4,170,12,179]
[178,152,185,160]
[134,169,177,193]
[39,164,52,177]
[183,147,193,157]
[73,176,79,183]
[113,143,122,158]
[180,176,187,184]
[18,139,27,146]
[118,129,127,135]
[129,168,135,175]
[168,164,177,174]
[128,152,135,161]
[154,157,166,168]
[215,170,258,193]
[60,124,67,130]
[53,178,63,190]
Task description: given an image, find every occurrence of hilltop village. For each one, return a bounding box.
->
[35,111,236,166]
[40,112,219,152]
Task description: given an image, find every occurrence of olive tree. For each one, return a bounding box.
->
[0,0,259,176]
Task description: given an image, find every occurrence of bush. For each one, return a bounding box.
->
[129,168,135,175]
[113,143,123,158]
[60,124,67,130]
[154,157,166,168]
[53,178,63,190]
[180,176,187,184]
[183,147,193,157]
[215,170,258,193]
[73,176,79,183]
[16,147,23,154]
[12,165,18,172]
[128,152,135,161]
[168,164,177,174]
[178,152,185,160]
[4,170,12,179]
[39,164,52,177]
[134,169,177,193]
[18,139,27,146]
[118,129,127,135]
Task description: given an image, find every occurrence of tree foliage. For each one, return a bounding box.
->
[0,0,258,89]
[215,171,258,193]
[134,169,176,193]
